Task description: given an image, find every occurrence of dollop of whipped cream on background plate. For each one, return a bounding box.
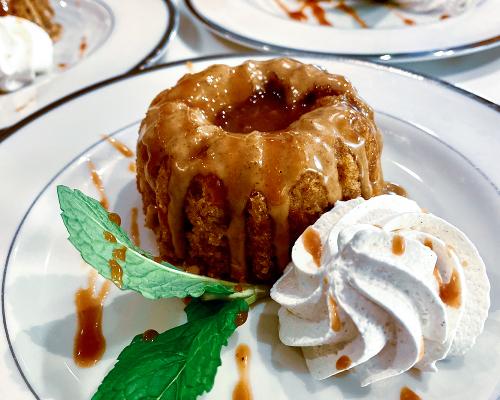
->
[271,195,490,386]
[0,16,53,92]
[395,0,481,14]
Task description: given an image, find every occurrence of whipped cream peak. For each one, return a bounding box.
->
[271,195,490,386]
[0,15,54,92]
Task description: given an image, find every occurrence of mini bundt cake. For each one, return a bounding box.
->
[136,58,384,283]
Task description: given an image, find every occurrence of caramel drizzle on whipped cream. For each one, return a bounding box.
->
[138,59,383,279]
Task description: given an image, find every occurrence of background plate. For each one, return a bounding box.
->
[0,0,178,129]
[187,0,500,62]
[1,54,499,399]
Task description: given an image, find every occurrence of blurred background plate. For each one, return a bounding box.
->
[0,0,178,129]
[186,0,500,62]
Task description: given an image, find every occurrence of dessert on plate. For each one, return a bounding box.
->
[137,58,384,283]
[57,58,490,399]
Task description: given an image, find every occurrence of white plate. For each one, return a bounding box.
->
[0,0,178,129]
[1,54,499,400]
[186,0,500,62]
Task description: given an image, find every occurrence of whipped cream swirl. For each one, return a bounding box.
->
[0,16,53,92]
[271,195,490,386]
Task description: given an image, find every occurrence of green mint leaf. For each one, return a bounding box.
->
[57,185,241,299]
[92,299,249,400]
[185,299,227,322]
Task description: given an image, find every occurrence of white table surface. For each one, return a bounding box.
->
[162,0,500,105]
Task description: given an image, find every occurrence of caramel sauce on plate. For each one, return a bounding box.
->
[232,344,252,400]
[328,294,342,331]
[336,1,367,28]
[103,135,134,158]
[74,273,110,367]
[423,238,433,250]
[128,162,137,173]
[235,311,249,327]
[130,207,140,246]
[400,386,421,400]
[303,226,322,267]
[307,0,331,25]
[434,266,461,308]
[440,14,450,20]
[87,159,109,210]
[79,36,88,57]
[336,355,352,370]
[383,181,407,197]
[392,235,406,256]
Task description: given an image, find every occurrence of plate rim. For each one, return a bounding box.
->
[1,51,498,143]
[184,0,500,63]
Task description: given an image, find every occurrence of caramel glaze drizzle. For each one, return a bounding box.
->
[103,135,135,158]
[74,272,110,368]
[142,329,159,342]
[433,266,461,308]
[328,294,342,331]
[130,207,140,246]
[383,181,407,197]
[336,355,352,370]
[87,159,109,210]
[303,226,322,267]
[79,36,88,57]
[137,59,384,280]
[128,162,136,173]
[108,212,121,226]
[232,344,252,400]
[336,1,367,28]
[392,235,406,256]
[400,386,421,400]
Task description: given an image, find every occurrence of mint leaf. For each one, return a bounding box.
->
[57,185,255,299]
[92,299,249,400]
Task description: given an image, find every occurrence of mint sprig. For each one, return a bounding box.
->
[92,299,249,400]
[57,185,268,300]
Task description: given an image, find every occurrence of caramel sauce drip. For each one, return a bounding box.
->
[108,259,123,288]
[383,181,407,197]
[303,226,322,267]
[142,329,159,342]
[79,36,88,57]
[400,386,421,400]
[103,231,116,243]
[87,160,109,210]
[392,235,405,256]
[232,344,252,400]
[130,207,140,246]
[112,246,127,261]
[336,1,367,28]
[108,212,122,226]
[275,0,307,22]
[138,59,384,278]
[336,355,351,370]
[103,135,134,158]
[73,273,110,368]
[235,311,249,327]
[306,0,331,26]
[128,162,136,173]
[434,266,461,308]
[423,238,433,250]
[328,294,342,331]
[440,14,450,20]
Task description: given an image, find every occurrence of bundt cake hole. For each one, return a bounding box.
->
[213,79,332,134]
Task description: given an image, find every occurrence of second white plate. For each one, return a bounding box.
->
[187,0,500,62]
